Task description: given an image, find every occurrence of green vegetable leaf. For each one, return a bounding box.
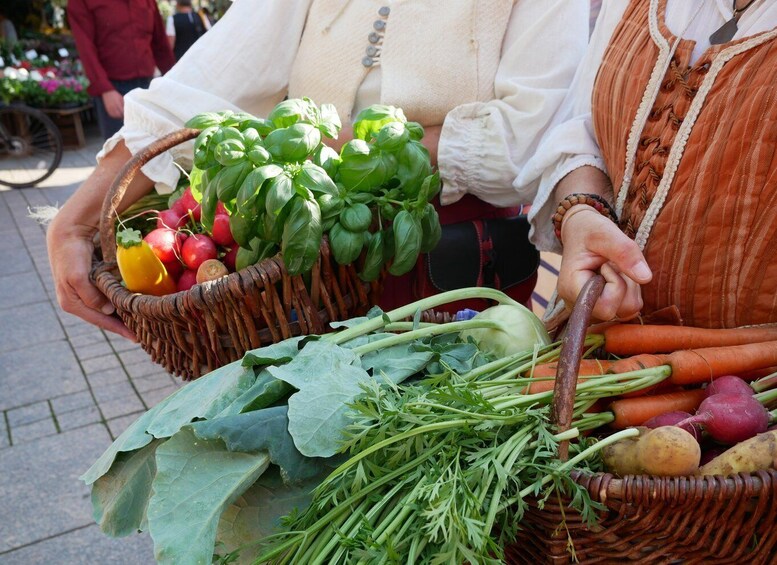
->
[388,210,422,276]
[374,122,410,152]
[236,164,283,215]
[217,370,293,416]
[352,104,407,141]
[281,197,322,275]
[317,193,344,220]
[312,103,342,138]
[192,406,331,481]
[419,203,442,253]
[406,121,424,141]
[241,336,307,368]
[91,439,162,537]
[214,139,247,167]
[147,428,271,565]
[213,161,253,204]
[360,342,434,385]
[267,98,315,128]
[313,145,342,178]
[358,230,384,282]
[329,221,364,265]
[264,123,322,163]
[229,211,257,248]
[395,141,433,198]
[339,203,373,233]
[337,149,397,192]
[267,341,371,457]
[185,112,224,130]
[296,161,338,198]
[265,173,295,216]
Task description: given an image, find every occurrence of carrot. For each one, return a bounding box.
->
[606,354,668,375]
[610,388,707,429]
[524,359,614,394]
[603,324,777,356]
[667,341,777,385]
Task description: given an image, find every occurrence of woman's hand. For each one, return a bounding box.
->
[557,207,652,321]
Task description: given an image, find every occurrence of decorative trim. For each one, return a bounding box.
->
[635,27,777,249]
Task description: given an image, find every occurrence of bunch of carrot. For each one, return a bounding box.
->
[524,324,777,430]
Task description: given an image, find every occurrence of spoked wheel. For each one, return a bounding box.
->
[0,105,64,188]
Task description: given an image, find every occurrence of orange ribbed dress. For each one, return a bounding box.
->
[593,0,777,328]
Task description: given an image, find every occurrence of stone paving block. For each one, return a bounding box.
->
[6,401,51,427]
[68,330,108,348]
[10,417,58,444]
[74,341,114,361]
[0,245,34,276]
[0,227,23,249]
[0,271,47,309]
[2,524,155,565]
[124,357,163,380]
[106,411,145,438]
[56,405,103,432]
[86,367,129,388]
[0,423,111,552]
[139,384,179,408]
[57,309,89,327]
[81,353,122,374]
[118,347,151,365]
[131,370,177,393]
[92,381,145,419]
[0,417,9,449]
[0,341,87,411]
[111,337,141,353]
[63,321,108,340]
[0,302,64,354]
[50,391,95,414]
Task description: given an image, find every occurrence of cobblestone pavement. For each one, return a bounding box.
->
[0,130,178,563]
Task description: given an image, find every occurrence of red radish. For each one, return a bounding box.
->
[172,198,187,215]
[211,214,235,246]
[705,375,754,398]
[196,259,229,284]
[223,246,238,271]
[677,393,769,444]
[176,187,201,221]
[181,234,217,270]
[163,258,184,280]
[644,411,701,441]
[177,269,198,292]
[216,201,230,216]
[144,228,186,264]
[157,209,187,230]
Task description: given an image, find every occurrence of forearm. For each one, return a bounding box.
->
[554,165,613,203]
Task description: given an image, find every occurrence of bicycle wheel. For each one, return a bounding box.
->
[0,105,64,188]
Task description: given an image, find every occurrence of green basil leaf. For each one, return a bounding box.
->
[395,141,433,198]
[235,238,277,271]
[264,123,322,163]
[261,196,293,243]
[380,201,398,222]
[339,139,371,160]
[406,121,425,141]
[352,104,406,141]
[374,122,410,152]
[312,145,341,178]
[214,138,247,167]
[314,103,342,138]
[317,193,345,221]
[213,162,252,204]
[236,164,283,215]
[359,231,384,282]
[185,112,224,130]
[419,203,442,253]
[282,198,323,275]
[295,161,338,198]
[267,98,315,128]
[338,150,397,191]
[265,173,295,216]
[388,210,422,276]
[329,222,364,265]
[340,203,372,233]
[230,212,257,248]
[241,127,262,146]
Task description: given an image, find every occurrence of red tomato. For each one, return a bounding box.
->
[144,228,186,264]
[211,214,235,246]
[181,234,217,270]
[177,269,198,292]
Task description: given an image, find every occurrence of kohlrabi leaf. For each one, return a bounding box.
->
[267,341,371,457]
[360,342,434,384]
[216,370,293,417]
[147,427,271,565]
[91,439,162,537]
[241,336,307,368]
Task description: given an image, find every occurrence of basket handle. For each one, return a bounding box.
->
[99,128,201,263]
[551,274,605,462]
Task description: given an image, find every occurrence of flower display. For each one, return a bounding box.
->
[0,47,89,108]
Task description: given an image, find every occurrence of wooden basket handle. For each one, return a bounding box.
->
[551,274,605,462]
[99,128,201,263]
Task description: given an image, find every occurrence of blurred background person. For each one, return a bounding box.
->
[67,0,175,139]
[0,9,18,47]
[167,0,209,62]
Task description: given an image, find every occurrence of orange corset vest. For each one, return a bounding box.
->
[592,0,777,328]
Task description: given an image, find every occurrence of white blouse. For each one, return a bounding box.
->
[98,0,589,205]
[522,0,777,254]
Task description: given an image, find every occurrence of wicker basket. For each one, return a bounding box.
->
[91,129,384,380]
[506,275,777,564]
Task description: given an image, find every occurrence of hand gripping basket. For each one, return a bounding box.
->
[506,275,777,564]
[91,129,384,380]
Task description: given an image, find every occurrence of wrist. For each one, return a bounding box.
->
[552,192,617,244]
[559,205,599,242]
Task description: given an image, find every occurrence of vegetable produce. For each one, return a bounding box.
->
[698,430,777,476]
[643,410,700,441]
[602,324,777,355]
[115,228,177,296]
[196,259,229,284]
[181,234,217,270]
[601,426,649,477]
[705,375,754,397]
[459,303,551,358]
[524,359,614,394]
[156,209,187,230]
[636,426,700,477]
[210,214,235,246]
[677,393,769,444]
[610,389,707,429]
[177,270,197,292]
[143,228,185,264]
[173,186,201,221]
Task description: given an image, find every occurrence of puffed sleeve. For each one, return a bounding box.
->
[519,0,629,253]
[437,0,589,208]
[97,0,313,193]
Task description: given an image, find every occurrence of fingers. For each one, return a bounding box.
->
[588,227,652,284]
[593,262,643,322]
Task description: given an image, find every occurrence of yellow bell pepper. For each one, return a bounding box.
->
[116,228,177,296]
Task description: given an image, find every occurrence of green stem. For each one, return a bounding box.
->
[328,287,520,345]
[751,370,777,393]
[755,387,777,406]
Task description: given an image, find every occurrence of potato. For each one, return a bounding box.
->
[698,430,777,476]
[602,426,649,477]
[636,426,700,477]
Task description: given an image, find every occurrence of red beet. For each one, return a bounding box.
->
[144,228,186,264]
[177,269,198,292]
[644,411,701,441]
[211,214,235,246]
[181,234,217,270]
[157,209,187,230]
[223,246,238,271]
[706,375,754,398]
[678,393,769,444]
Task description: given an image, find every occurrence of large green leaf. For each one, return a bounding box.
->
[241,336,307,368]
[360,343,434,385]
[216,370,293,417]
[267,341,371,458]
[191,406,331,482]
[148,428,271,565]
[215,467,321,564]
[91,439,162,537]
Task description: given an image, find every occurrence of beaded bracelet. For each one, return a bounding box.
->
[552,193,618,242]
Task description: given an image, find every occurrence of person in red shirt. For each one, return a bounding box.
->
[67,0,175,139]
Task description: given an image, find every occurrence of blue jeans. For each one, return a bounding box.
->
[93,77,152,140]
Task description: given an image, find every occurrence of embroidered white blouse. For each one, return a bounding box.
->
[98,0,589,206]
[522,0,777,253]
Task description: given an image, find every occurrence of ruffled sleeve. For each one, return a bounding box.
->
[438,0,589,208]
[97,0,313,194]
